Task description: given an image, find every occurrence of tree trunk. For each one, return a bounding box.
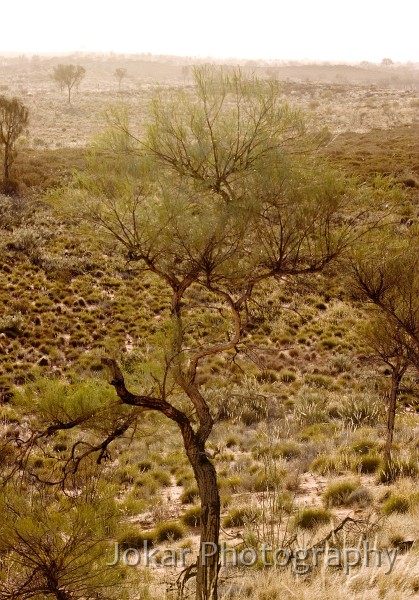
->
[185,444,220,600]
[102,358,221,600]
[384,369,403,470]
[4,143,9,179]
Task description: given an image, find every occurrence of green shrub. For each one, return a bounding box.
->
[119,530,155,550]
[323,480,359,507]
[321,338,340,350]
[304,373,334,389]
[223,507,260,528]
[337,394,383,427]
[331,354,351,373]
[138,460,153,472]
[382,495,410,515]
[180,486,199,504]
[351,439,377,455]
[275,492,294,513]
[298,423,336,442]
[357,454,381,474]
[154,522,184,543]
[256,369,278,383]
[181,506,201,527]
[378,458,419,483]
[252,469,284,492]
[150,469,171,487]
[310,455,340,475]
[294,507,332,530]
[275,442,301,460]
[226,436,239,448]
[279,369,296,383]
[294,390,329,425]
[135,474,160,494]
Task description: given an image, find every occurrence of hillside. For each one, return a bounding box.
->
[0,57,418,600]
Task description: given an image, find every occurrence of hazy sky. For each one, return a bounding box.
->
[2,0,417,62]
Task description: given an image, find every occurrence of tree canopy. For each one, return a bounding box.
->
[0,95,29,181]
[52,64,86,103]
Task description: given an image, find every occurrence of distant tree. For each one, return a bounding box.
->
[381,58,394,66]
[52,64,86,104]
[361,316,409,471]
[113,67,127,91]
[352,230,419,476]
[0,95,29,181]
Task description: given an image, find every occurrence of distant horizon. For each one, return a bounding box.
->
[0,50,417,68]
[3,0,418,63]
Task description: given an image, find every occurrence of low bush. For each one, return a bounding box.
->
[294,507,332,530]
[181,506,201,527]
[154,522,185,543]
[323,480,359,507]
[223,507,260,528]
[357,454,381,474]
[119,529,155,550]
[180,486,199,504]
[382,494,410,515]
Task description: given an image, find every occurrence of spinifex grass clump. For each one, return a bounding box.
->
[294,507,332,530]
[154,522,185,543]
[323,480,360,507]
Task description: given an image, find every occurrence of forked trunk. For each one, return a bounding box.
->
[102,359,221,600]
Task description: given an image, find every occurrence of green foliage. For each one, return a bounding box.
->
[154,521,185,542]
[294,388,329,425]
[294,507,332,530]
[119,528,155,550]
[180,486,199,504]
[310,454,340,475]
[13,377,117,428]
[337,393,383,427]
[351,439,377,455]
[378,457,419,482]
[357,454,382,473]
[0,95,29,180]
[181,506,201,527]
[52,64,86,103]
[279,369,297,383]
[323,480,359,507]
[382,494,410,515]
[223,506,260,528]
[274,442,301,460]
[0,479,126,599]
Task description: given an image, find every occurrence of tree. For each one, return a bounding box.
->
[0,477,127,600]
[361,316,409,471]
[52,67,372,600]
[52,64,86,104]
[114,68,127,91]
[352,230,419,475]
[0,96,29,181]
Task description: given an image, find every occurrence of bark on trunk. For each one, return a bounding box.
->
[384,370,402,470]
[186,447,220,600]
[4,144,9,179]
